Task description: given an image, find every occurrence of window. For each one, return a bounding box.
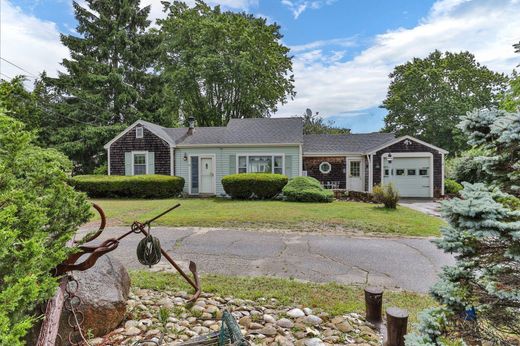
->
[350,161,361,177]
[395,169,405,176]
[238,156,247,173]
[319,162,332,174]
[136,126,143,138]
[407,169,417,176]
[133,153,146,175]
[237,155,284,174]
[419,168,429,176]
[384,169,390,176]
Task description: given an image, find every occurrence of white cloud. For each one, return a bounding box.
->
[0,0,68,80]
[281,0,337,19]
[276,0,520,120]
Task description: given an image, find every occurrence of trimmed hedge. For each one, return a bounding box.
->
[282,176,333,203]
[444,178,463,195]
[221,173,288,199]
[70,175,185,198]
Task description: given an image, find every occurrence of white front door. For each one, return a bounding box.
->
[200,157,214,194]
[347,159,363,191]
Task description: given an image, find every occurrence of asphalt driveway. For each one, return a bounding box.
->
[79,227,454,293]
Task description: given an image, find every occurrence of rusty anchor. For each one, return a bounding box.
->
[38,203,201,346]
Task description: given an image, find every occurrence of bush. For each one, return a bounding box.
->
[445,147,487,184]
[0,112,91,344]
[221,173,288,199]
[92,164,108,175]
[282,176,334,203]
[444,179,463,195]
[70,175,185,198]
[372,183,400,209]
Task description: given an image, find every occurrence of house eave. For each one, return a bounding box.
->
[366,135,449,155]
[103,120,176,150]
[175,142,302,148]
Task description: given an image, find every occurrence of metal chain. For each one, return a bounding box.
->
[64,274,91,346]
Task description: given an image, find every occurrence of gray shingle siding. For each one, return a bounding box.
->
[109,125,171,175]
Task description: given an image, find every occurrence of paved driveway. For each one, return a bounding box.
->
[399,198,442,217]
[80,227,454,293]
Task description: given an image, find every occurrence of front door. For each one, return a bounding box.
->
[200,157,214,194]
[347,159,363,191]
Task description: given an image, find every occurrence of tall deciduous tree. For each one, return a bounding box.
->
[382,50,507,154]
[157,0,295,127]
[301,109,350,134]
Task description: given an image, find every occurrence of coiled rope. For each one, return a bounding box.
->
[136,225,162,267]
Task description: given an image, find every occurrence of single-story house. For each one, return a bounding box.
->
[104,117,448,198]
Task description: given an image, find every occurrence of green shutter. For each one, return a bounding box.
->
[285,155,292,177]
[124,152,132,176]
[147,152,155,174]
[229,154,236,174]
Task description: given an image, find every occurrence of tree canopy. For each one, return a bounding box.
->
[301,109,351,134]
[157,0,295,127]
[382,50,507,155]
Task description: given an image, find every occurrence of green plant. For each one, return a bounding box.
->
[70,174,185,198]
[445,147,487,184]
[221,173,288,199]
[282,176,333,203]
[92,164,108,175]
[0,112,91,344]
[444,179,463,195]
[372,183,400,209]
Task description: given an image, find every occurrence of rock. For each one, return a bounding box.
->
[257,326,278,336]
[249,322,264,330]
[303,308,313,316]
[263,314,276,323]
[239,316,251,328]
[304,338,325,346]
[336,321,354,333]
[276,318,294,329]
[303,315,323,326]
[124,326,142,336]
[28,255,130,345]
[88,338,104,345]
[287,308,305,318]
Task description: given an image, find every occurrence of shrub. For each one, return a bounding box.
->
[0,112,91,344]
[221,173,288,199]
[282,176,334,203]
[70,175,185,198]
[444,179,463,195]
[445,147,487,184]
[372,183,399,209]
[92,164,108,175]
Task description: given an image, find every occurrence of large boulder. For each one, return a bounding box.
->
[28,255,130,345]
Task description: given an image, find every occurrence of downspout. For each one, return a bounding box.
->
[107,146,111,176]
[170,147,175,176]
[441,153,445,196]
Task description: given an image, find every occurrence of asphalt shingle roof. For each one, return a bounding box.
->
[303,133,396,154]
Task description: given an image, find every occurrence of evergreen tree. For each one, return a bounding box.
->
[43,0,163,173]
[406,109,520,346]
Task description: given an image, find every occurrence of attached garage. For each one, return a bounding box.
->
[382,155,432,198]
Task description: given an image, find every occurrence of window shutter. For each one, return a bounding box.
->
[124,152,132,176]
[285,155,292,177]
[229,154,236,174]
[147,152,155,174]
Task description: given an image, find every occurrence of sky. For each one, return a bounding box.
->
[1,0,519,132]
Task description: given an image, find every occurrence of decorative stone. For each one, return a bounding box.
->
[287,308,305,318]
[124,326,141,336]
[263,314,276,323]
[304,315,323,326]
[303,308,313,316]
[276,318,294,329]
[304,338,325,346]
[336,321,354,333]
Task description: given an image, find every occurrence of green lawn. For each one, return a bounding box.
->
[89,198,444,237]
[131,271,436,326]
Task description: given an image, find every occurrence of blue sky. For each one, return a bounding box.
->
[1,0,519,132]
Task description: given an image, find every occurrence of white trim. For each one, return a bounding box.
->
[235,153,286,175]
[177,143,301,148]
[107,148,111,175]
[135,126,144,138]
[346,156,364,192]
[188,154,217,195]
[131,151,148,176]
[367,135,448,155]
[103,120,176,149]
[368,154,373,193]
[380,152,434,198]
[441,153,445,196]
[303,152,363,156]
[298,144,303,176]
[170,148,175,176]
[319,161,332,174]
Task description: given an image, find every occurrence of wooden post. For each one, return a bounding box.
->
[36,277,67,346]
[385,307,408,346]
[364,287,383,324]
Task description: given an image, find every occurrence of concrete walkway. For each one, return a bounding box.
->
[399,199,442,217]
[81,227,454,293]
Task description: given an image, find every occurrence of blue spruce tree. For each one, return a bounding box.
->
[406,108,520,346]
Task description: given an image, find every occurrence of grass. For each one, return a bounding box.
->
[130,270,437,326]
[89,198,444,237]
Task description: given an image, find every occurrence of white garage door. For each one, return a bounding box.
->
[382,157,431,197]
